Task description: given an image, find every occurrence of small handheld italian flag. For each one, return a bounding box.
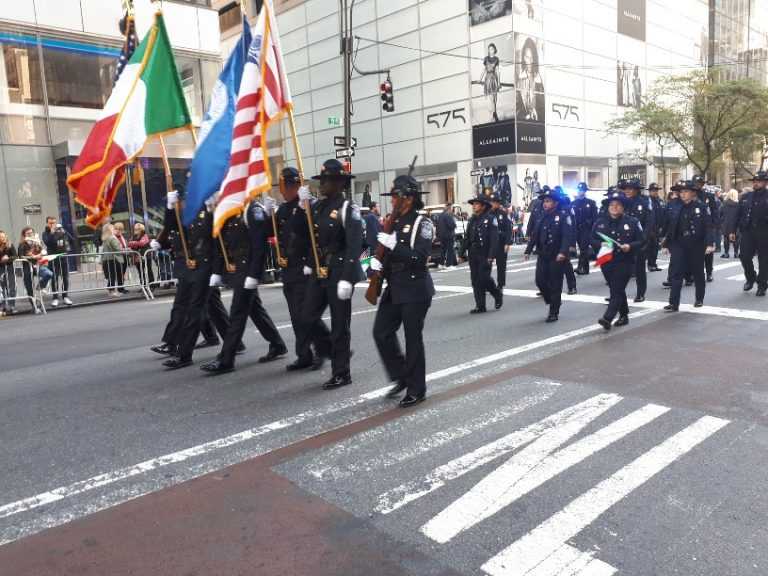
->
[594,232,616,268]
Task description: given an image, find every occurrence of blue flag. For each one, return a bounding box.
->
[183,18,252,225]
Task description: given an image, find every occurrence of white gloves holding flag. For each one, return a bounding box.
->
[302,266,313,276]
[298,185,312,202]
[209,274,224,287]
[167,190,179,210]
[377,232,397,250]
[244,276,259,289]
[150,239,161,251]
[262,196,276,215]
[369,257,383,272]
[204,195,217,212]
[337,280,353,300]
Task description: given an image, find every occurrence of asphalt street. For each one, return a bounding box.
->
[1,247,767,576]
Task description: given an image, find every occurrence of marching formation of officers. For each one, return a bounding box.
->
[148,155,768,409]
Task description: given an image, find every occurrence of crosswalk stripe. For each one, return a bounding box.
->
[307,387,557,481]
[374,394,622,515]
[526,544,617,576]
[481,415,729,576]
[421,403,670,544]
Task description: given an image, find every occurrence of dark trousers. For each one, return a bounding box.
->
[284,279,331,362]
[249,285,284,349]
[647,236,659,268]
[723,233,740,256]
[440,237,457,267]
[535,256,565,314]
[50,257,69,297]
[633,250,647,298]
[564,257,576,291]
[102,260,120,289]
[495,246,508,287]
[577,230,592,272]
[302,277,351,377]
[175,270,212,361]
[373,291,430,397]
[740,231,768,289]
[469,255,500,310]
[0,265,17,310]
[200,287,230,343]
[668,241,706,308]
[162,276,189,346]
[602,261,632,321]
[704,251,714,277]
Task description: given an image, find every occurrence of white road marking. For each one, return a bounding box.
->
[307,387,557,481]
[421,403,670,543]
[374,394,622,515]
[481,415,729,576]
[727,273,746,282]
[526,544,617,576]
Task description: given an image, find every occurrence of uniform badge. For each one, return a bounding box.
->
[198,211,206,219]
[624,224,630,230]
[555,216,560,222]
[350,205,362,221]
[420,220,434,240]
[695,207,700,214]
[330,210,339,220]
[402,225,411,233]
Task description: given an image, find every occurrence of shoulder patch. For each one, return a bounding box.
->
[251,204,266,221]
[566,216,572,226]
[350,204,361,221]
[492,216,498,227]
[420,219,434,240]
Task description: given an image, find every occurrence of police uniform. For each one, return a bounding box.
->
[301,159,364,390]
[662,180,715,311]
[461,194,503,313]
[647,184,665,272]
[592,192,645,329]
[573,182,598,275]
[275,167,332,370]
[525,190,573,322]
[491,193,512,288]
[735,172,768,296]
[618,179,655,302]
[201,202,287,374]
[694,177,721,282]
[556,187,578,294]
[372,176,435,408]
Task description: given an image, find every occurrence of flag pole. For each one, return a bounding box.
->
[287,107,326,278]
[158,133,195,269]
[272,180,287,268]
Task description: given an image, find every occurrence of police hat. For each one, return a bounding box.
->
[648,182,660,191]
[752,170,768,181]
[670,179,697,192]
[577,182,589,192]
[281,166,301,185]
[538,188,561,203]
[538,185,552,196]
[487,190,503,203]
[617,178,644,190]
[381,175,423,197]
[468,192,492,206]
[605,191,629,207]
[692,174,706,185]
[311,159,355,180]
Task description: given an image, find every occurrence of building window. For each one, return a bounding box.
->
[587,170,602,189]
[42,46,116,109]
[1,42,44,105]
[561,170,580,189]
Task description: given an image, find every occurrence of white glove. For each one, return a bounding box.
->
[370,257,383,272]
[337,280,353,300]
[166,190,179,210]
[244,276,259,289]
[262,196,276,215]
[209,274,224,287]
[377,232,397,250]
[302,265,313,276]
[298,185,312,202]
[150,239,161,251]
[204,195,217,212]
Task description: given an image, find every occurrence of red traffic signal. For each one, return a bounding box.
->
[380,79,394,113]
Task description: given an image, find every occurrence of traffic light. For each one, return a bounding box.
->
[380,78,394,113]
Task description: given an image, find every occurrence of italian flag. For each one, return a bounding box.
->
[67,12,191,228]
[595,232,616,268]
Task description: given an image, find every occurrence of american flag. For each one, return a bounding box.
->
[114,13,138,84]
[214,0,292,236]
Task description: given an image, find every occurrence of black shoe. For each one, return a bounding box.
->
[720,253,729,259]
[614,315,629,327]
[536,291,542,296]
[195,339,220,350]
[634,296,645,303]
[311,355,328,371]
[385,381,408,399]
[200,359,234,375]
[494,293,503,310]
[545,313,559,323]
[604,297,610,302]
[286,359,313,372]
[322,373,352,390]
[470,307,487,314]
[757,287,767,297]
[163,357,192,370]
[575,268,586,275]
[236,342,247,354]
[598,318,612,331]
[648,266,662,272]
[567,288,577,295]
[664,304,679,312]
[259,344,288,363]
[744,281,755,292]
[662,281,672,288]
[706,275,713,283]
[734,253,740,258]
[399,393,426,408]
[685,280,693,287]
[117,288,129,294]
[150,343,174,356]
[694,300,704,308]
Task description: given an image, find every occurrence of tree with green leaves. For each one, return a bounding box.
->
[608,70,768,182]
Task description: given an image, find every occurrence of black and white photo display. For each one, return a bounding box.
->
[515,34,545,124]
[616,61,642,108]
[617,0,646,41]
[469,0,513,27]
[470,34,516,125]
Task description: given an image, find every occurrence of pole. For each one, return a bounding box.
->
[271,181,287,268]
[341,0,352,199]
[158,134,194,269]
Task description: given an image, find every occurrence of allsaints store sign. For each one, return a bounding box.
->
[618,0,646,41]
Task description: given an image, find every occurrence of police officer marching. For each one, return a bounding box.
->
[593,191,645,330]
[617,178,655,303]
[732,170,768,297]
[693,175,721,283]
[299,159,364,390]
[573,182,597,275]
[555,186,578,295]
[524,188,573,323]
[200,198,287,375]
[661,180,715,311]
[371,176,435,408]
[489,190,512,289]
[646,183,664,272]
[461,191,503,313]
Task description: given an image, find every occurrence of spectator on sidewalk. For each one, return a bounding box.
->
[721,188,740,259]
[364,201,382,254]
[42,216,73,307]
[0,230,17,315]
[437,203,457,267]
[18,226,53,309]
[100,224,124,297]
[113,222,130,293]
[128,222,154,289]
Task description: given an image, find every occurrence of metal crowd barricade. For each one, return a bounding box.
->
[0,259,45,315]
[142,249,177,297]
